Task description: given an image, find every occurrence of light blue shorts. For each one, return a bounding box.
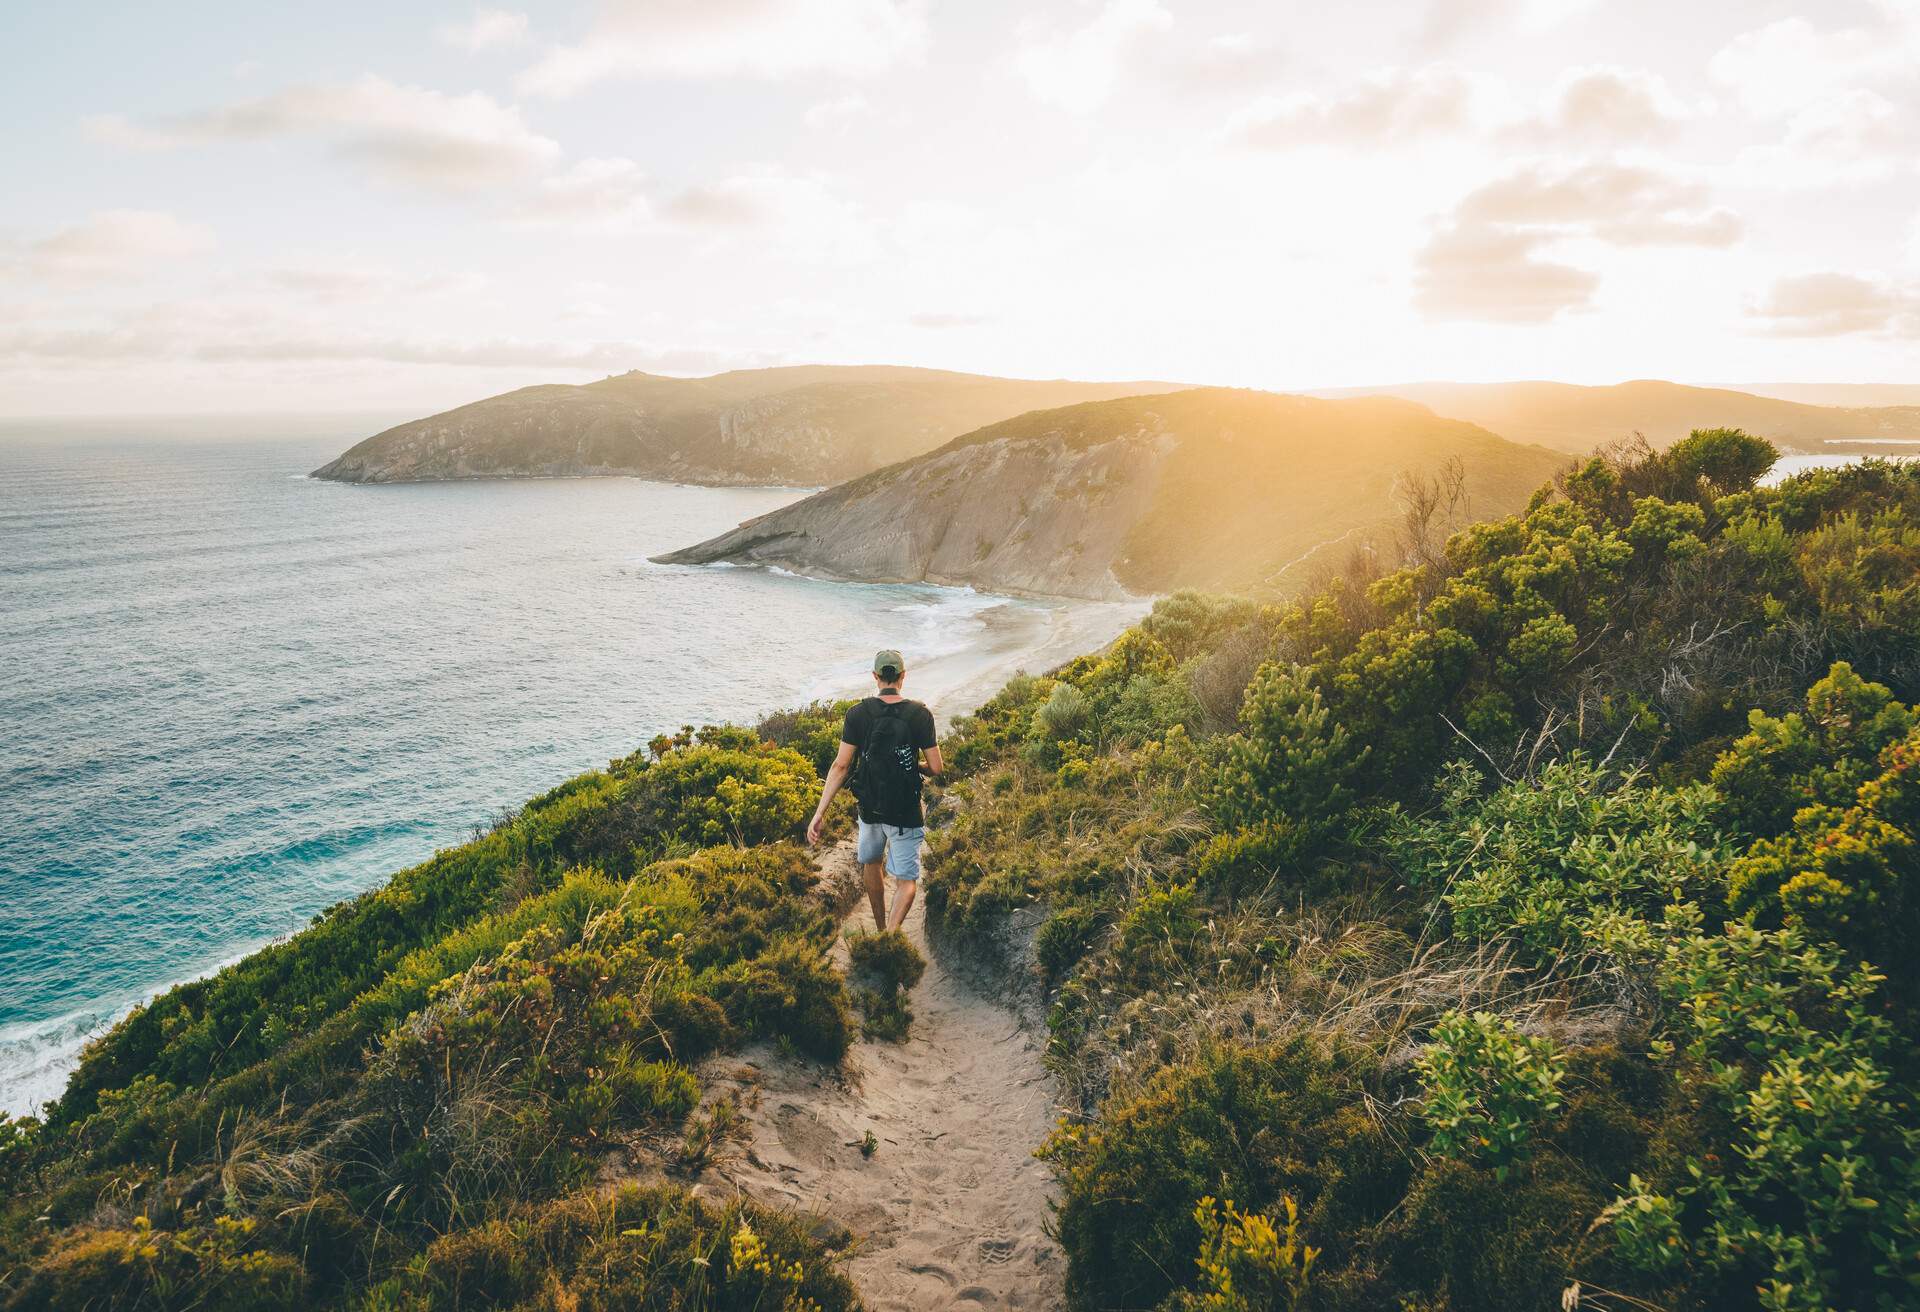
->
[856,819,926,880]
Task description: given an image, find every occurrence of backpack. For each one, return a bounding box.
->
[852,698,922,822]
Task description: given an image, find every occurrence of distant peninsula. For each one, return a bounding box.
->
[1322,378,1920,455]
[654,388,1570,600]
[310,365,1187,486]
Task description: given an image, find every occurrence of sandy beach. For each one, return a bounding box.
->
[805,595,1150,724]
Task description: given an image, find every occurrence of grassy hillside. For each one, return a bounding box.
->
[922,433,1920,1310]
[659,388,1571,598]
[1328,379,1920,455]
[7,430,1920,1310]
[310,365,1188,486]
[0,725,877,1311]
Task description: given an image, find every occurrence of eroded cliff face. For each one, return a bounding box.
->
[655,429,1175,600]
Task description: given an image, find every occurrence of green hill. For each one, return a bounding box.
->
[657,388,1571,598]
[310,365,1189,486]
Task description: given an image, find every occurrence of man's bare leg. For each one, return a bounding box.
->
[887,879,916,932]
[863,860,887,928]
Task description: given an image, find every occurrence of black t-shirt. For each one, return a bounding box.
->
[840,695,937,825]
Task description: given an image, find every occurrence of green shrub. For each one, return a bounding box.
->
[1037,901,1109,979]
[755,699,856,777]
[1170,1195,1317,1312]
[1040,1037,1366,1311]
[360,1184,857,1311]
[1112,880,1204,986]
[1034,682,1091,742]
[1141,591,1265,664]
[10,1215,306,1312]
[1709,661,1915,840]
[846,928,926,994]
[1192,820,1321,899]
[709,938,854,1062]
[847,929,927,1042]
[1212,662,1367,828]
[1386,758,1732,961]
[1665,426,1777,495]
[626,743,818,851]
[1603,914,1920,1311]
[1797,506,1920,642]
[1727,723,1920,969]
[1415,1011,1565,1181]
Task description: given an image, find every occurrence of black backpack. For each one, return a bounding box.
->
[852,699,922,822]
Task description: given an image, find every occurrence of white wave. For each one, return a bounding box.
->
[0,939,281,1119]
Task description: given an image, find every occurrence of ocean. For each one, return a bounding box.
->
[0,420,1074,1116]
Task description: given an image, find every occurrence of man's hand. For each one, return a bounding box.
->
[806,811,825,846]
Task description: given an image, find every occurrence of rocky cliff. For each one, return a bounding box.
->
[654,388,1571,599]
[310,365,1186,486]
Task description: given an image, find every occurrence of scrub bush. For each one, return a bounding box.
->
[1212,662,1366,828]
[1710,660,1915,840]
[1040,1037,1367,1311]
[1171,1195,1317,1312]
[625,743,818,850]
[847,929,926,1041]
[1415,1010,1566,1180]
[1604,916,1920,1311]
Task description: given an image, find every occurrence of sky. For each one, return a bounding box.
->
[2,0,1917,415]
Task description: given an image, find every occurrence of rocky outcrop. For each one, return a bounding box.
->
[311,365,1186,486]
[656,388,1573,600]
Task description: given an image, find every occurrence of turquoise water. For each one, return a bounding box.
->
[0,422,1027,1114]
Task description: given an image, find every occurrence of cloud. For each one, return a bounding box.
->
[1710,11,1920,181]
[1157,32,1284,95]
[908,311,992,329]
[659,169,858,238]
[1508,66,1690,146]
[1416,163,1741,322]
[1416,0,1598,51]
[1455,163,1741,246]
[1231,65,1476,148]
[85,76,561,193]
[11,210,215,281]
[0,316,749,373]
[1413,224,1600,323]
[257,265,489,302]
[510,156,654,229]
[804,93,871,130]
[1012,0,1173,115]
[1749,272,1920,337]
[517,0,928,96]
[439,9,530,52]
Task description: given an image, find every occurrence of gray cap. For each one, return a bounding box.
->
[873,648,905,677]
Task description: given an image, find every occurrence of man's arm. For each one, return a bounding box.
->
[808,741,857,846]
[920,745,944,778]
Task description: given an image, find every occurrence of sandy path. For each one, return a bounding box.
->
[696,839,1065,1310]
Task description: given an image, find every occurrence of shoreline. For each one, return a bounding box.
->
[796,595,1149,722]
[0,589,1146,1119]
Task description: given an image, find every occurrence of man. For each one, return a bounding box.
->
[806,649,942,932]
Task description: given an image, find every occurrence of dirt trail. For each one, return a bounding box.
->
[696,838,1065,1310]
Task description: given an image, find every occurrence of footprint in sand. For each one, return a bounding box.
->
[977,1236,1019,1264]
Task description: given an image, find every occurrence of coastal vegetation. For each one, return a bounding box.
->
[0,731,863,1310]
[6,429,1920,1309]
[923,434,1920,1310]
